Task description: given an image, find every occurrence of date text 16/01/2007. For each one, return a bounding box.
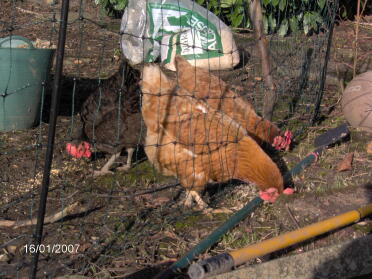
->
[24,244,80,254]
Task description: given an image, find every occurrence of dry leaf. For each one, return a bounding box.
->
[152,196,170,206]
[150,230,177,240]
[78,242,91,253]
[73,59,83,65]
[367,142,372,154]
[51,169,60,175]
[113,54,120,61]
[34,38,56,49]
[336,152,354,172]
[0,254,10,262]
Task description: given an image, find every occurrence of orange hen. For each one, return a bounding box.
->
[141,64,289,210]
[174,56,291,149]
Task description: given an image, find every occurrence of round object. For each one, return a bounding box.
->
[342,71,372,133]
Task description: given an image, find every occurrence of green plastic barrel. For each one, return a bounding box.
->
[0,35,55,131]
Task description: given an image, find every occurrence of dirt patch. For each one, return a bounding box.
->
[0,1,371,278]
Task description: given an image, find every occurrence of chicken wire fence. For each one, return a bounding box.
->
[0,0,338,278]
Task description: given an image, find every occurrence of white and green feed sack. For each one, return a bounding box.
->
[120,0,239,70]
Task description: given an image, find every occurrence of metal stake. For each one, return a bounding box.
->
[30,0,70,278]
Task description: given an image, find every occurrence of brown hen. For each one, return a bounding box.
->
[174,56,292,149]
[66,62,144,176]
[141,64,289,210]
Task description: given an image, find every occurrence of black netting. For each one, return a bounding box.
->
[0,0,340,278]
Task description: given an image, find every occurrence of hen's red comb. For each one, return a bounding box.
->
[272,130,293,151]
[66,142,91,158]
[66,143,80,158]
[259,188,279,203]
[81,141,91,158]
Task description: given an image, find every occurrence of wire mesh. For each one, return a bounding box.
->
[0,0,339,278]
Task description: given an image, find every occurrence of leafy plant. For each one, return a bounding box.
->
[197,0,330,36]
[94,0,127,17]
[261,0,328,36]
[95,0,331,36]
[196,0,251,28]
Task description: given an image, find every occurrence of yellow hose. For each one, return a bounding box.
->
[230,204,372,266]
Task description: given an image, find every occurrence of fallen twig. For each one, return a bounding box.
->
[0,235,28,250]
[286,205,301,229]
[0,184,63,213]
[0,200,97,229]
[96,182,181,199]
[15,7,51,16]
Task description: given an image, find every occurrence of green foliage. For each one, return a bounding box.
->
[95,0,330,35]
[94,0,128,17]
[261,0,327,36]
[196,0,328,35]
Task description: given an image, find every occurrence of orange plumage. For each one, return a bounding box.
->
[141,63,289,209]
[174,56,283,146]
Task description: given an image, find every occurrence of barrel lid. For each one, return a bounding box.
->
[0,35,34,49]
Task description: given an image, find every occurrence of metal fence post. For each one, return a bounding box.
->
[30,0,70,278]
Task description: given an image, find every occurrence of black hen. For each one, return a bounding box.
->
[66,62,144,176]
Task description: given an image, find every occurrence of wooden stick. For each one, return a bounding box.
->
[248,0,276,120]
[0,200,95,229]
[353,0,368,77]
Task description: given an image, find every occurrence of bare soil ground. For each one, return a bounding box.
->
[0,1,371,278]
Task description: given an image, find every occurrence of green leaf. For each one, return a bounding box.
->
[271,0,280,7]
[317,0,326,10]
[207,0,218,11]
[245,18,252,29]
[268,14,277,30]
[304,23,309,35]
[231,12,244,27]
[278,19,288,36]
[289,16,299,33]
[262,0,270,6]
[303,12,311,25]
[229,5,244,27]
[303,12,311,34]
[312,11,323,24]
[341,9,347,19]
[113,0,127,10]
[220,0,237,8]
[279,0,286,11]
[263,14,269,34]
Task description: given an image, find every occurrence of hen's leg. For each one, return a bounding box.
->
[93,152,121,176]
[117,147,135,172]
[183,190,233,214]
[184,190,208,209]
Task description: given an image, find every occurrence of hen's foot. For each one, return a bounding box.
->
[204,207,233,214]
[116,148,134,172]
[182,191,232,214]
[183,190,208,210]
[116,164,131,172]
[93,170,114,177]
